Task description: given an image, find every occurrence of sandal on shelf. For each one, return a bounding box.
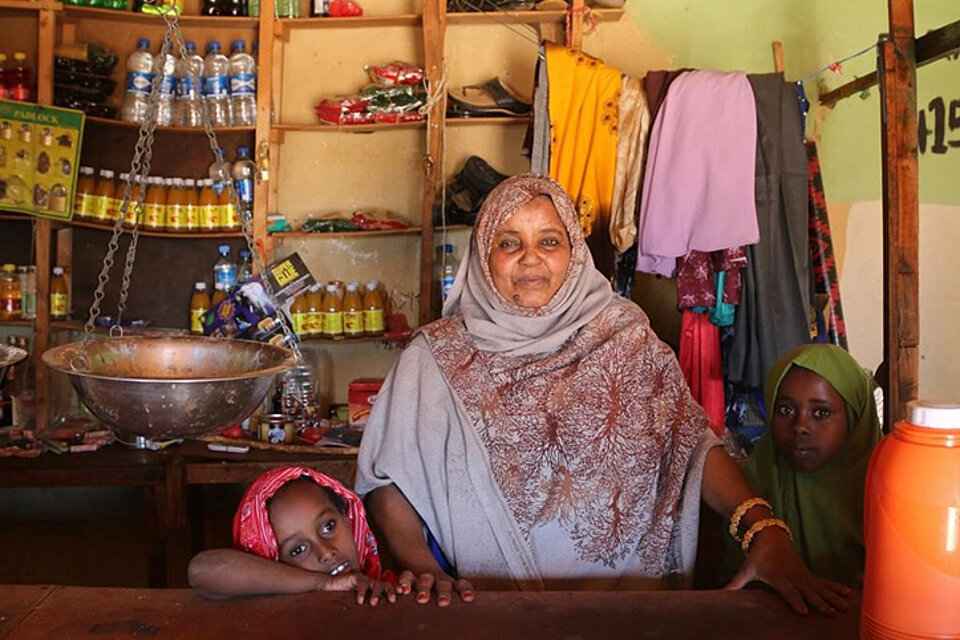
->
[447,78,531,118]
[447,0,535,12]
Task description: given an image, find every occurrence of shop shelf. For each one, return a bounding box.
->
[0,212,34,222]
[61,5,258,27]
[0,0,61,11]
[50,320,186,334]
[84,116,256,134]
[270,224,470,238]
[0,319,35,327]
[275,13,421,34]
[272,121,427,134]
[66,219,245,239]
[446,115,530,126]
[446,7,623,25]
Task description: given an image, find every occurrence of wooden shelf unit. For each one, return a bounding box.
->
[84,115,256,134]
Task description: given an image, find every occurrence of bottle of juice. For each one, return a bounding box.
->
[342,281,363,338]
[321,283,343,338]
[183,178,199,233]
[362,280,384,337]
[198,179,220,232]
[73,166,96,221]
[93,169,116,223]
[290,292,310,337]
[211,281,227,306]
[305,283,321,337]
[330,279,345,301]
[143,177,167,231]
[189,281,210,334]
[49,266,69,321]
[219,184,240,232]
[166,177,187,232]
[121,174,144,228]
[0,264,22,321]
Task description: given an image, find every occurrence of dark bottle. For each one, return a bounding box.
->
[226,0,246,16]
[202,0,220,16]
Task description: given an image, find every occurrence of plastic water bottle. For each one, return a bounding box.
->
[213,244,238,292]
[155,48,176,127]
[439,243,459,302]
[229,40,257,127]
[175,41,204,128]
[238,249,253,284]
[202,41,232,127]
[120,39,154,123]
[208,149,231,191]
[232,146,255,221]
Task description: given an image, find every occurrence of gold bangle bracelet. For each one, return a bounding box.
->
[728,497,773,542]
[741,518,792,554]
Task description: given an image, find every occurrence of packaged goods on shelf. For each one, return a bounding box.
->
[314,61,426,126]
[297,208,411,233]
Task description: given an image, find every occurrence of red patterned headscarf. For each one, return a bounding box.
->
[232,466,383,579]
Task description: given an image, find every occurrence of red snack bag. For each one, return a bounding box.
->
[366,61,425,87]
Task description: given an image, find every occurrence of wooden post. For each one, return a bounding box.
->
[771,41,785,74]
[568,0,584,50]
[419,0,445,326]
[879,0,919,428]
[253,0,276,268]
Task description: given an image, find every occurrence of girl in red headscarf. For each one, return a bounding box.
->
[189,466,396,605]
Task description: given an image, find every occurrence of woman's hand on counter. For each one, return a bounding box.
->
[353,574,400,607]
[397,570,475,607]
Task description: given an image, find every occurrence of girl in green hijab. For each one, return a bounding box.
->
[726,344,882,586]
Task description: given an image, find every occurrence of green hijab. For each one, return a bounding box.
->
[727,344,882,585]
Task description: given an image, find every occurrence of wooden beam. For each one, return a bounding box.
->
[879,0,920,428]
[772,41,785,74]
[253,0,276,269]
[419,0,445,326]
[568,0,584,50]
[820,17,959,106]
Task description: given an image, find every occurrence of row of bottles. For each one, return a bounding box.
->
[59,0,134,10]
[0,265,69,321]
[0,53,32,102]
[73,167,242,233]
[290,281,385,339]
[121,38,257,127]
[202,0,256,16]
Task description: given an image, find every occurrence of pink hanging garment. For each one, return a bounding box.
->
[636,70,759,277]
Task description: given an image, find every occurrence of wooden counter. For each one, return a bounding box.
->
[0,586,859,639]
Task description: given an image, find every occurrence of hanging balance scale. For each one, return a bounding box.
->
[42,4,298,444]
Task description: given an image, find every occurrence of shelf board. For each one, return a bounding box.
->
[276,13,420,32]
[271,224,471,238]
[0,212,34,222]
[273,120,426,133]
[68,219,244,239]
[299,333,408,344]
[446,7,623,25]
[61,5,258,27]
[0,319,35,327]
[84,116,256,134]
[446,115,530,126]
[0,0,62,11]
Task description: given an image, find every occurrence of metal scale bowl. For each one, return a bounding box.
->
[0,344,28,383]
[43,336,294,440]
[42,4,299,443]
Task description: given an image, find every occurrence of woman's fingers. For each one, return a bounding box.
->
[383,580,398,604]
[397,570,415,595]
[455,578,476,602]
[354,575,371,605]
[815,578,853,612]
[435,578,453,607]
[723,565,754,591]
[415,572,436,604]
[773,578,809,616]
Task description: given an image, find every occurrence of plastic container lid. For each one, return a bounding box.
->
[908,400,960,430]
[185,41,196,51]
[1,263,15,272]
[14,52,27,61]
[237,146,250,156]
[218,244,230,254]
[0,54,6,62]
[52,266,64,275]
[443,243,454,253]
[207,41,221,52]
[232,39,246,51]
[137,39,150,49]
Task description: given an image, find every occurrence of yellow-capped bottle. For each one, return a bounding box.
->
[321,283,344,338]
[219,183,240,232]
[166,177,188,232]
[290,292,310,337]
[198,179,220,233]
[183,178,199,233]
[343,281,364,337]
[211,281,227,307]
[363,280,385,337]
[49,266,69,321]
[189,281,210,334]
[92,169,116,223]
[305,283,322,337]
[121,174,144,229]
[73,166,96,221]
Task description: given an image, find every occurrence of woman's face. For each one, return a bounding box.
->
[268,480,359,576]
[488,196,572,309]
[770,367,850,473]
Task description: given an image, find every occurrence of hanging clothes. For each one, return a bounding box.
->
[609,75,650,254]
[635,70,759,277]
[806,141,848,349]
[539,42,622,278]
[679,310,725,435]
[676,247,747,309]
[727,73,812,389]
[530,45,551,174]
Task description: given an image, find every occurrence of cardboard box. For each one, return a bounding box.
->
[348,378,383,428]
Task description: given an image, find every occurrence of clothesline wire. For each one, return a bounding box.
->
[799,42,877,85]
[455,0,547,51]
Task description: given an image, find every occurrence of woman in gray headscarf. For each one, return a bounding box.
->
[356,174,853,613]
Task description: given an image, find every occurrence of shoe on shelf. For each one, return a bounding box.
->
[447,0,535,12]
[435,156,509,227]
[447,78,532,118]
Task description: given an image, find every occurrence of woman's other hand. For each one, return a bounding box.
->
[725,527,856,615]
[397,570,475,607]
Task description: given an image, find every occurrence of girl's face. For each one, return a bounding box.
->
[268,480,360,576]
[488,196,571,310]
[770,367,850,473]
